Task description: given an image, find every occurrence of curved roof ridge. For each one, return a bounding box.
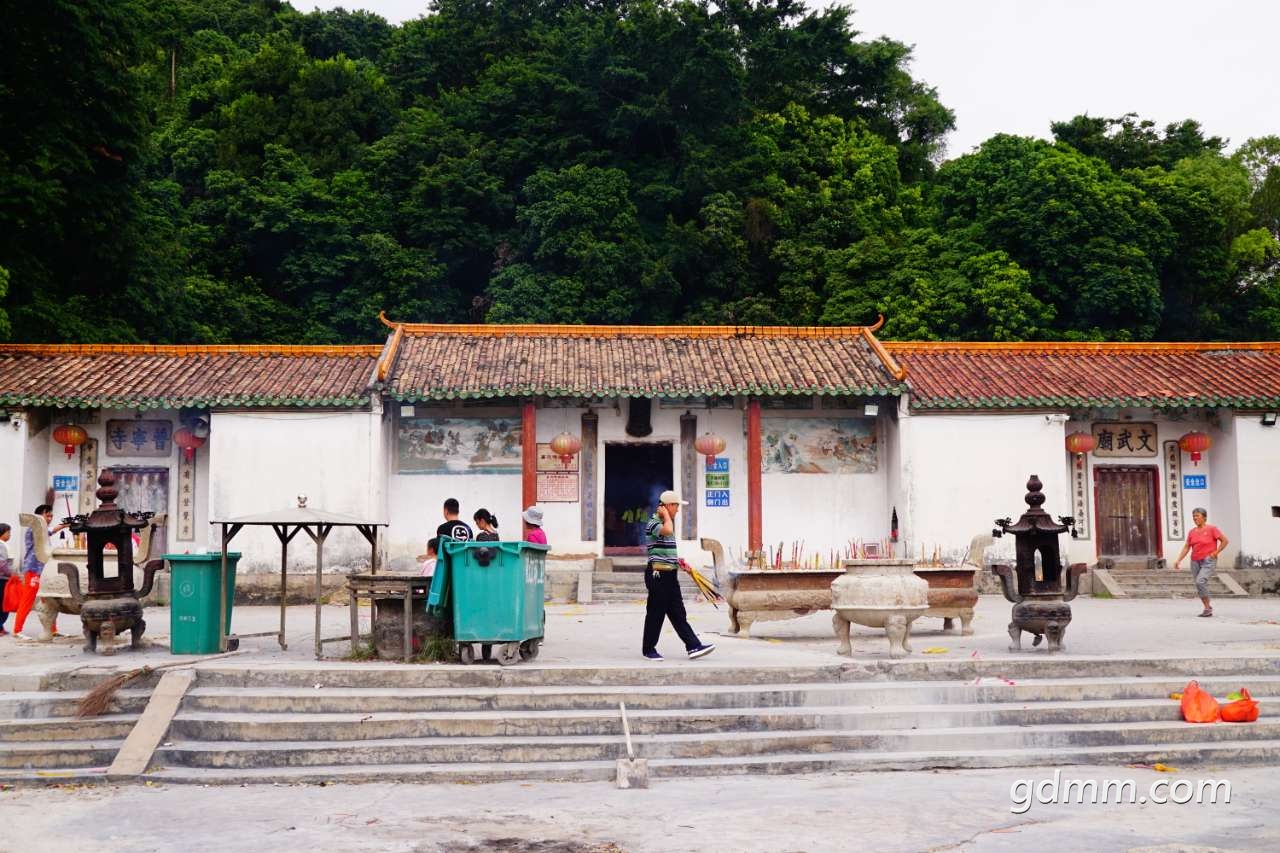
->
[381,320,876,339]
[0,343,383,357]
[883,340,1280,353]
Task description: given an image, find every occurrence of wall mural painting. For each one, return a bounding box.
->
[397,417,522,474]
[762,418,877,474]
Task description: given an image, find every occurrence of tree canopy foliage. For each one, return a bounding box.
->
[1,0,1277,343]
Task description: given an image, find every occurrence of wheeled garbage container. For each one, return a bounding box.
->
[165,552,241,654]
[432,540,547,665]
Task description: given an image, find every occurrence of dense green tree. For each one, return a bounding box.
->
[1,1,1275,344]
[1051,114,1225,172]
[934,135,1173,339]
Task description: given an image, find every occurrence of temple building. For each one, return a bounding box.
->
[2,322,1279,584]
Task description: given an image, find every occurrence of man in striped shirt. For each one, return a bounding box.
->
[642,490,715,661]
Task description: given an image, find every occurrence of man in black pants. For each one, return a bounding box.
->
[642,490,715,661]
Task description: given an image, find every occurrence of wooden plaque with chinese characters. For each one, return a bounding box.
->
[1090,422,1158,458]
[104,420,174,457]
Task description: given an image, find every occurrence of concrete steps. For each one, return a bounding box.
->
[590,571,699,603]
[144,661,1280,783]
[145,741,1280,785]
[1105,570,1245,599]
[0,739,123,770]
[4,658,1276,785]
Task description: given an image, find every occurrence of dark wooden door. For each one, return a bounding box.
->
[1095,467,1160,558]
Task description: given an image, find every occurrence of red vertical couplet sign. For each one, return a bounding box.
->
[747,398,762,552]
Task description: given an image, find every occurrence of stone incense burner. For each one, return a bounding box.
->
[991,474,1086,653]
[62,471,164,653]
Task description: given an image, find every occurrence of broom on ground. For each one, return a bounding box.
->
[76,650,243,718]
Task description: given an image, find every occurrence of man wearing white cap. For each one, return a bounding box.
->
[642,490,715,661]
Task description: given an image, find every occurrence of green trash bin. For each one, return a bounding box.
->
[436,540,547,665]
[165,552,241,654]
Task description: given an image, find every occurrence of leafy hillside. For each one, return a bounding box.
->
[1,0,1277,343]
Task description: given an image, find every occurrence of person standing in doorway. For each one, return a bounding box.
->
[642,491,714,661]
[437,498,473,543]
[1173,508,1229,618]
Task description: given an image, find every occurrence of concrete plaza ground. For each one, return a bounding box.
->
[2,595,1278,852]
[2,763,1275,852]
[1,594,1279,682]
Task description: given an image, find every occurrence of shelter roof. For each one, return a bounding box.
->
[884,341,1280,410]
[376,318,908,400]
[213,506,386,527]
[0,344,381,409]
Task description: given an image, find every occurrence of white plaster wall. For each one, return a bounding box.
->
[208,409,381,571]
[1060,414,1225,565]
[21,417,48,524]
[383,401,892,569]
[383,406,522,570]
[1211,413,1242,566]
[1234,416,1280,565]
[759,410,889,565]
[906,413,1069,564]
[0,413,28,550]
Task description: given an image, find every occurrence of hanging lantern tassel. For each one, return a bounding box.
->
[1178,430,1212,466]
[173,427,206,462]
[693,432,727,466]
[51,424,88,460]
[549,431,582,469]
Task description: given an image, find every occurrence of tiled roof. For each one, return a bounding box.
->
[0,344,381,409]
[380,322,907,400]
[885,342,1280,410]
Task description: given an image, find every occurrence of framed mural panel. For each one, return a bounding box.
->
[761,418,877,474]
[397,417,521,474]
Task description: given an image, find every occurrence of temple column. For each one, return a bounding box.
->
[747,398,762,552]
[522,400,537,531]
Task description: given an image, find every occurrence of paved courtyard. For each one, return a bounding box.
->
[2,595,1279,683]
[3,763,1275,852]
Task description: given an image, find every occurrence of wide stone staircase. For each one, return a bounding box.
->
[1098,565,1248,600]
[5,658,1279,785]
[0,676,154,779]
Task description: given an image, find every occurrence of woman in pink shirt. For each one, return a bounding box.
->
[1173,508,1229,618]
[522,506,548,545]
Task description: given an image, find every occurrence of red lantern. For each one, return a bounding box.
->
[51,424,88,459]
[173,427,206,462]
[1064,431,1097,456]
[694,432,727,466]
[1179,430,1212,466]
[548,431,581,468]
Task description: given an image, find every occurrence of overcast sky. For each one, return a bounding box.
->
[303,0,1280,158]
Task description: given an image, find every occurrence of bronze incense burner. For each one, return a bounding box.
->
[63,471,163,653]
[991,475,1086,652]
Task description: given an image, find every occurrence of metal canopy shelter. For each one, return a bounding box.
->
[211,500,386,658]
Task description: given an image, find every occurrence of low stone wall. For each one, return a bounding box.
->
[1229,568,1280,596]
[547,556,593,603]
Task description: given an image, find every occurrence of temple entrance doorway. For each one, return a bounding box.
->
[603,442,673,557]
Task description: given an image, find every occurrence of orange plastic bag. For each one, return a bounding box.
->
[1180,680,1222,723]
[1221,688,1260,723]
[2,575,21,612]
[12,573,40,633]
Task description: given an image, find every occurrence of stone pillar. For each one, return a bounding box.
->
[521,400,536,531]
[747,398,762,552]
